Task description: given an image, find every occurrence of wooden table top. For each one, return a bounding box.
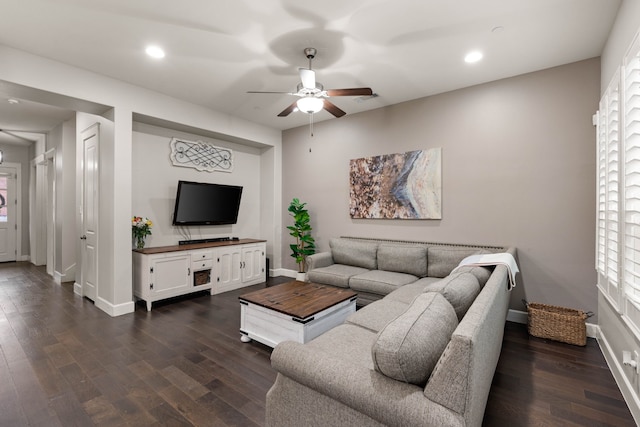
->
[239,281,357,320]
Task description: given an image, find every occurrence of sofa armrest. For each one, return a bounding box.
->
[270,341,462,426]
[307,251,334,270]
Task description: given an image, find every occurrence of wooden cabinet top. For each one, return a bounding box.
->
[133,238,266,255]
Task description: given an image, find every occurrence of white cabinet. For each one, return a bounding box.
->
[133,239,266,309]
[213,242,266,294]
[242,244,265,283]
[133,251,196,311]
[215,245,242,291]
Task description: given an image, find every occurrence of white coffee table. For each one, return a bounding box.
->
[239,280,357,348]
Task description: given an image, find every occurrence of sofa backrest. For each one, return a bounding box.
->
[337,237,505,278]
[423,246,515,427]
[329,237,378,270]
[377,243,428,277]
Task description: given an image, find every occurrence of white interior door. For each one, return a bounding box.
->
[81,124,99,301]
[0,167,17,262]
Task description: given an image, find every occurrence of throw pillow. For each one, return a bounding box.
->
[425,272,480,320]
[453,265,492,287]
[371,292,458,386]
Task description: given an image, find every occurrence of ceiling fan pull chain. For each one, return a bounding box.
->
[310,113,314,137]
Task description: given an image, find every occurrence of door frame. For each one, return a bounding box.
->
[0,162,23,262]
[0,164,21,262]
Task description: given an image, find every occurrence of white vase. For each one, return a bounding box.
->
[296,272,308,282]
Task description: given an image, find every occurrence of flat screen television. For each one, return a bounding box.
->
[172,180,243,226]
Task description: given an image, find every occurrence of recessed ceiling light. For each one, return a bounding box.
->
[145,45,165,59]
[464,51,483,64]
[7,98,19,105]
[492,26,504,33]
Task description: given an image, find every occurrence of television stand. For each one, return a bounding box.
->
[179,237,239,245]
[133,238,266,310]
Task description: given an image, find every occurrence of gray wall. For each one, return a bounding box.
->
[282,58,600,314]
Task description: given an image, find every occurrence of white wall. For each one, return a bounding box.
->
[48,118,77,282]
[601,0,640,91]
[0,44,282,316]
[131,123,263,247]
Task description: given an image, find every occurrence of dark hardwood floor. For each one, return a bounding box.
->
[0,262,634,426]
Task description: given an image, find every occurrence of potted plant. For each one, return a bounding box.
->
[287,198,316,281]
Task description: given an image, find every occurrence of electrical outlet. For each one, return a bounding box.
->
[623,350,640,374]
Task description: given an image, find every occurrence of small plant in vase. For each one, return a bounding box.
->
[287,198,315,281]
[132,216,153,249]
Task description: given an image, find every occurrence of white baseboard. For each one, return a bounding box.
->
[598,326,640,424]
[273,268,297,278]
[507,309,597,338]
[17,255,30,262]
[74,282,82,296]
[54,263,77,284]
[95,297,135,317]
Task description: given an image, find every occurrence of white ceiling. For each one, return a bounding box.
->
[0,0,621,139]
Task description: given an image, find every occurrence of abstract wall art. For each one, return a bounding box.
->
[169,138,233,173]
[349,148,442,219]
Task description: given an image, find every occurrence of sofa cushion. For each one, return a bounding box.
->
[424,272,480,320]
[453,265,492,287]
[349,270,418,296]
[346,299,409,333]
[308,264,370,288]
[427,246,486,278]
[307,324,377,370]
[385,277,440,304]
[371,292,458,386]
[377,244,427,277]
[330,238,378,270]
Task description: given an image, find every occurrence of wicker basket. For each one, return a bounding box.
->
[525,301,591,346]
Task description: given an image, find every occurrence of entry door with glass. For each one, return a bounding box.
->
[0,168,17,262]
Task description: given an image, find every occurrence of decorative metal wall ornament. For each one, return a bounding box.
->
[169,138,233,173]
[349,148,442,219]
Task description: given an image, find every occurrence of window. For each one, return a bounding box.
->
[597,31,640,332]
[623,43,640,306]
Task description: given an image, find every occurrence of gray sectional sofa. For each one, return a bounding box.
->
[306,237,502,305]
[266,237,517,427]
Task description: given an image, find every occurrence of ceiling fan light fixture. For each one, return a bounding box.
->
[145,45,165,59]
[296,96,323,114]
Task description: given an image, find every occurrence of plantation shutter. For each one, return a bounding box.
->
[623,39,640,306]
[606,79,620,293]
[596,107,607,275]
[595,73,621,304]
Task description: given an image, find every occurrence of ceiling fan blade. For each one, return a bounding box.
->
[326,88,373,97]
[277,101,299,117]
[323,100,346,118]
[299,68,316,89]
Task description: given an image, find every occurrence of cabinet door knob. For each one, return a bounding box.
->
[80,235,87,240]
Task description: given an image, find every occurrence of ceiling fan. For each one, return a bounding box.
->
[248,47,373,118]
